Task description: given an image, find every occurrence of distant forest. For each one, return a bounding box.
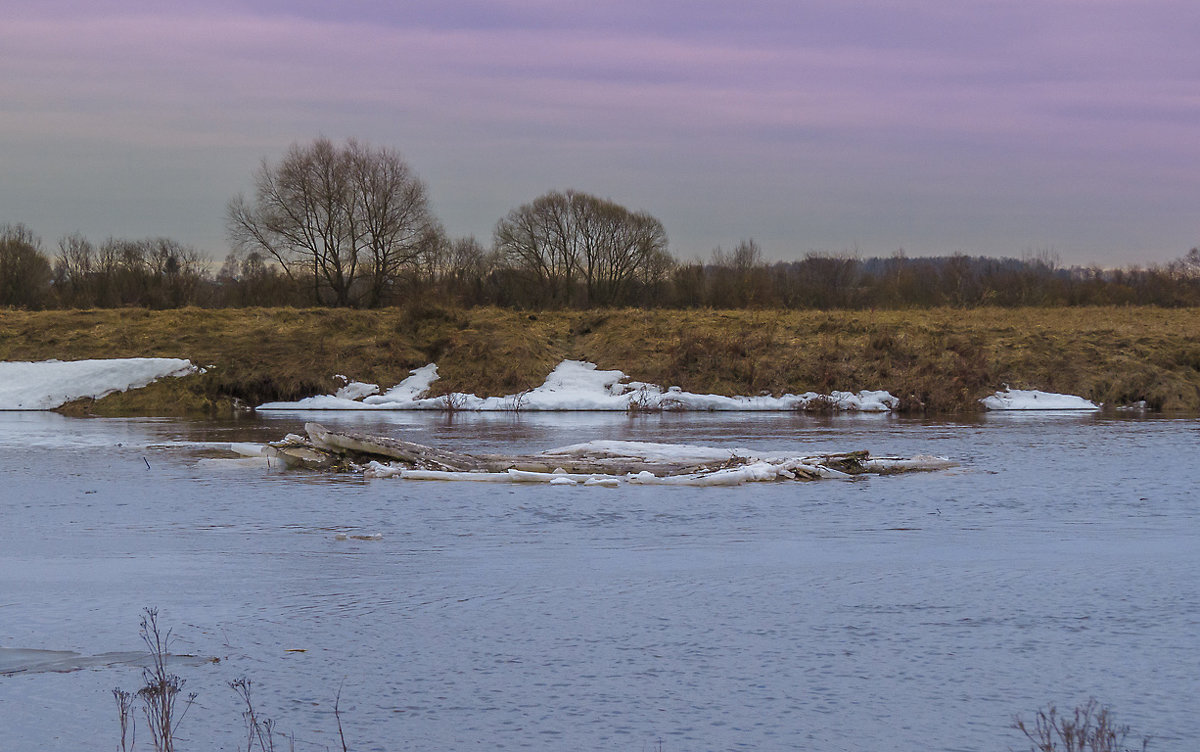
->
[3,138,1199,311]
[4,222,1198,311]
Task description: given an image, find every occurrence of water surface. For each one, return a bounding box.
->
[1,411,1196,750]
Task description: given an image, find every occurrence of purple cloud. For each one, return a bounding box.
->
[1,0,1197,263]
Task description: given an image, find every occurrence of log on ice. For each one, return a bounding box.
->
[301,423,756,476]
[259,423,955,483]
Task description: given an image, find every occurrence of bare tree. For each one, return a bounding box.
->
[709,239,769,307]
[228,137,436,307]
[345,140,439,306]
[409,223,451,286]
[0,223,52,309]
[54,233,96,307]
[494,190,669,307]
[1179,247,1200,277]
[447,236,488,281]
[493,191,576,305]
[143,238,206,308]
[581,200,670,305]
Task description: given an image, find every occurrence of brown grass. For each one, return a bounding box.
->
[2,306,1198,415]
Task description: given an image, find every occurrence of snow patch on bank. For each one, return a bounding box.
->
[0,358,196,410]
[257,360,899,413]
[981,387,1100,411]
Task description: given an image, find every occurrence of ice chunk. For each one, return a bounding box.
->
[583,477,621,487]
[401,470,517,482]
[195,457,273,470]
[507,469,600,483]
[228,442,265,457]
[335,381,379,401]
[362,364,439,405]
[828,390,900,412]
[981,387,1100,410]
[861,455,958,472]
[627,461,784,486]
[363,461,403,478]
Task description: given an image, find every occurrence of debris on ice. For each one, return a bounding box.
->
[275,423,956,487]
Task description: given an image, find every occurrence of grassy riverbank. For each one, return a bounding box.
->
[2,306,1199,415]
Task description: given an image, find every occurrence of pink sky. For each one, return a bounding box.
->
[2,0,1198,264]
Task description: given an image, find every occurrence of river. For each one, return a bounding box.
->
[1,411,1196,751]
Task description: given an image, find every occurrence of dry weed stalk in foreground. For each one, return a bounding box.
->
[112,608,353,750]
[1013,699,1149,752]
[112,687,136,752]
[113,607,197,752]
[231,677,295,752]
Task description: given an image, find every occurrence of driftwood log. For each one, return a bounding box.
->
[262,423,952,484]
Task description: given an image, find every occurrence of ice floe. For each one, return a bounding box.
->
[0,646,211,676]
[272,422,956,487]
[0,358,196,410]
[257,359,899,413]
[369,454,956,487]
[980,387,1100,411]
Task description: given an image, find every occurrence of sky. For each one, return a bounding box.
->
[2,0,1198,266]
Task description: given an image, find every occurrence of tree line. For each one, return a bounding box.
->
[4,137,1200,310]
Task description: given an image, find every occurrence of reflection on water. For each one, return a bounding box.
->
[0,411,1197,750]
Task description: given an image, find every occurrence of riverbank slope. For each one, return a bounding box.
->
[2,306,1198,415]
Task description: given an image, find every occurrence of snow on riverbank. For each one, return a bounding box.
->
[0,356,1104,415]
[980,387,1100,410]
[0,358,196,410]
[257,360,900,413]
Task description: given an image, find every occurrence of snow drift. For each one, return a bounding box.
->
[980,387,1100,410]
[257,360,899,413]
[0,358,196,410]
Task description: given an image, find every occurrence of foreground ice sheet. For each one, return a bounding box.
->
[257,360,899,412]
[0,358,196,410]
[981,387,1100,410]
[0,647,210,676]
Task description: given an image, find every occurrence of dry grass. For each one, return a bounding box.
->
[1014,699,1149,752]
[2,306,1198,415]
